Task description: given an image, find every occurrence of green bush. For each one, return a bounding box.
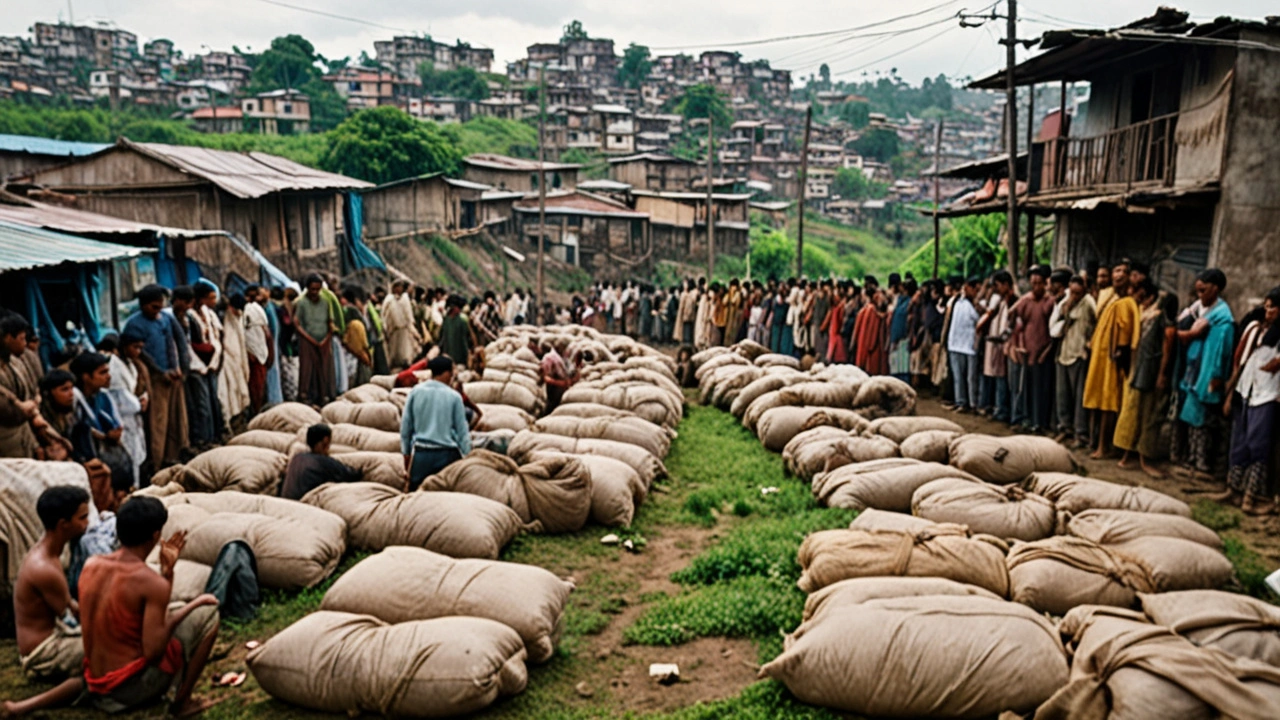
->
[622,576,803,646]
[672,509,855,586]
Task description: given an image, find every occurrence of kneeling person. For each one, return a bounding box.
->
[279,423,363,500]
[79,496,220,716]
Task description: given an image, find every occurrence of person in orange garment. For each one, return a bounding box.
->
[853,287,889,375]
[77,496,220,717]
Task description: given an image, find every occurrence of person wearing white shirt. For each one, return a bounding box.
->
[242,285,273,414]
[947,278,981,411]
[1219,287,1280,514]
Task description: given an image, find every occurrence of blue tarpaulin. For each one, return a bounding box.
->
[342,192,387,272]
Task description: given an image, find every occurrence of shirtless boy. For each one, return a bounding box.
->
[4,486,91,717]
[78,496,220,716]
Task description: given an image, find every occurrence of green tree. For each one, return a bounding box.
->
[52,112,109,142]
[899,213,1007,280]
[819,63,831,89]
[750,229,834,280]
[618,43,652,90]
[562,20,589,42]
[321,106,462,184]
[675,84,732,132]
[836,100,870,129]
[853,127,900,163]
[418,62,490,101]
[832,166,886,201]
[247,34,348,131]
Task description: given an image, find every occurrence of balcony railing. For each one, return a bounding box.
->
[1038,112,1180,194]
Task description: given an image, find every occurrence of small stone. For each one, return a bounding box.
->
[623,539,638,553]
[600,533,620,545]
[649,663,680,685]
[574,681,594,698]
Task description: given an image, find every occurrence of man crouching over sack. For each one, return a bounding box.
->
[77,496,220,717]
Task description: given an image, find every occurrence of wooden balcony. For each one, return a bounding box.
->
[1037,112,1182,196]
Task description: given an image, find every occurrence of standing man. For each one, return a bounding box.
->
[1175,268,1235,481]
[401,356,471,490]
[677,280,697,346]
[171,286,215,449]
[78,497,220,716]
[242,285,274,415]
[1050,275,1097,447]
[947,278,982,412]
[1083,260,1140,459]
[381,281,419,370]
[1007,266,1057,433]
[123,285,187,468]
[293,274,336,406]
[438,295,472,367]
[0,314,40,458]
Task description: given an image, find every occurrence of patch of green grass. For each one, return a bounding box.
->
[421,234,481,274]
[672,509,855,586]
[1192,499,1242,531]
[652,680,839,720]
[1223,536,1272,599]
[622,576,803,647]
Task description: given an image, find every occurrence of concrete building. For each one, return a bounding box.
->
[242,89,310,135]
[373,36,494,77]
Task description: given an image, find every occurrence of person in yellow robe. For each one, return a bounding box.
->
[1083,260,1139,459]
[724,279,745,345]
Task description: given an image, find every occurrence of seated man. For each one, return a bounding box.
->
[78,496,220,716]
[279,423,363,501]
[3,487,91,717]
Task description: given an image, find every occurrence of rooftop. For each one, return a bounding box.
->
[189,106,244,119]
[0,219,153,272]
[515,190,647,218]
[0,133,109,158]
[464,154,582,172]
[607,152,695,165]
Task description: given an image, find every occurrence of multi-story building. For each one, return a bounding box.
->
[323,67,399,110]
[241,89,310,135]
[373,36,494,77]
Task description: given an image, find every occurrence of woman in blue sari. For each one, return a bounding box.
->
[1176,268,1234,481]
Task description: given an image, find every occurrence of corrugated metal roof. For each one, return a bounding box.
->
[0,220,152,272]
[0,200,223,238]
[0,134,110,158]
[119,139,372,199]
[464,153,581,172]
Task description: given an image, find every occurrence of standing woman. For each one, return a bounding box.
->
[1216,286,1280,514]
[102,332,149,486]
[826,283,848,363]
[1114,280,1176,478]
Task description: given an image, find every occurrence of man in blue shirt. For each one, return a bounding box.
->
[122,285,187,469]
[400,356,471,490]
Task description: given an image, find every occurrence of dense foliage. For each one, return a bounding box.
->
[245,34,348,132]
[832,166,887,201]
[851,127,901,163]
[321,106,462,184]
[618,43,652,90]
[417,62,490,101]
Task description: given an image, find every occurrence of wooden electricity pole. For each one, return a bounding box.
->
[705,114,715,279]
[1025,83,1036,273]
[932,119,944,280]
[797,104,813,277]
[536,64,547,324]
[1004,0,1020,276]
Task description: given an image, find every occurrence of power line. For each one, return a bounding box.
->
[769,13,957,69]
[648,0,960,51]
[832,25,959,76]
[253,0,422,34]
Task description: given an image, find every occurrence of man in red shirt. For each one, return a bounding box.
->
[1007,266,1058,433]
[533,339,577,413]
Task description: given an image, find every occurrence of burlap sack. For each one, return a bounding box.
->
[1006,536,1156,616]
[227,429,297,454]
[471,428,517,455]
[850,375,917,418]
[762,595,1067,718]
[1108,536,1234,592]
[247,402,321,434]
[339,383,392,404]
[1139,590,1280,667]
[1024,472,1191,516]
[729,372,805,418]
[547,402,641,422]
[707,365,763,409]
[912,478,1059,542]
[1064,509,1222,549]
[335,452,408,490]
[507,431,666,487]
[0,460,97,587]
[949,434,1075,484]
[169,559,212,603]
[527,450,644,527]
[1037,605,1280,720]
[783,431,899,479]
[864,416,964,444]
[777,381,857,409]
[796,528,1010,596]
[813,459,981,512]
[476,404,535,433]
[753,353,801,369]
[742,390,786,432]
[848,508,968,535]
[561,384,681,428]
[180,446,288,494]
[368,374,396,390]
[160,493,346,589]
[757,406,867,453]
[247,611,528,717]
[302,482,524,558]
[302,423,402,453]
[801,576,1002,624]
[464,380,544,417]
[420,450,591,533]
[533,415,672,459]
[286,441,360,458]
[589,368,683,399]
[689,346,731,369]
[732,339,770,361]
[321,547,573,663]
[320,401,401,433]
[898,429,959,463]
[694,351,749,381]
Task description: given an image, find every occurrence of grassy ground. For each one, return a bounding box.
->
[1,404,845,719]
[784,212,924,280]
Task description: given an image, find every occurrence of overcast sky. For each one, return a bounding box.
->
[5,1,1275,84]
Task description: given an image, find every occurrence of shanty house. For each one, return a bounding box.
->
[512,190,648,274]
[631,189,751,263]
[608,153,699,192]
[462,154,580,193]
[0,134,108,180]
[970,8,1280,309]
[17,138,373,278]
[360,173,525,241]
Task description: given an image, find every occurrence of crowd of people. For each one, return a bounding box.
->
[2,259,1279,717]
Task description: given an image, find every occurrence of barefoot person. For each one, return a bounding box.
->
[4,487,91,717]
[1083,260,1139,459]
[1114,280,1176,478]
[78,496,220,716]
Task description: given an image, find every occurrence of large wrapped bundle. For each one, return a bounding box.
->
[418,450,591,533]
[1139,590,1280,667]
[948,434,1075,484]
[320,401,401,433]
[333,451,408,490]
[321,547,573,663]
[912,478,1058,542]
[561,383,681,428]
[742,390,786,432]
[159,446,287,494]
[484,355,541,382]
[596,368,682,398]
[303,423,401,453]
[850,375,916,418]
[777,381,858,409]
[482,367,542,392]
[864,416,964,444]
[475,404,535,433]
[1037,606,1280,720]
[782,429,898,479]
[848,508,967,535]
[1107,536,1234,592]
[527,451,645,527]
[464,379,544,417]
[1064,509,1222,549]
[367,374,396,390]
[757,406,867,453]
[762,594,1067,718]
[247,402,321,434]
[227,429,297,454]
[689,346,731,369]
[753,353,802,369]
[339,383,393,404]
[547,402,642,423]
[796,528,1010,596]
[0,460,98,585]
[1006,536,1156,616]
[301,482,524,559]
[898,429,960,463]
[732,338,770,361]
[507,431,666,487]
[813,459,980,513]
[533,415,672,458]
[620,353,678,377]
[707,365,764,409]
[161,492,345,589]
[693,350,747,381]
[728,371,806,418]
[1024,472,1191,516]
[247,612,527,717]
[801,576,1002,624]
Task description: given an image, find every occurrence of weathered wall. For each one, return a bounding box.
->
[26,148,192,188]
[361,178,452,240]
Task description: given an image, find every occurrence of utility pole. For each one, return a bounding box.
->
[536,63,547,325]
[1004,0,1020,277]
[932,119,944,280]
[705,114,715,279]
[796,104,812,277]
[1025,83,1036,274]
